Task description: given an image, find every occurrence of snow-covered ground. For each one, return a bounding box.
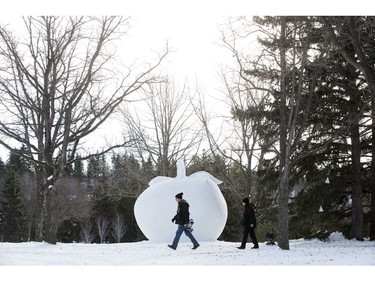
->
[0,232,374,280]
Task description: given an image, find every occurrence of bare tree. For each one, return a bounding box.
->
[111,213,126,243]
[193,17,280,206]
[0,16,168,243]
[216,19,279,197]
[80,219,95,244]
[96,215,110,244]
[121,77,202,176]
[45,176,90,243]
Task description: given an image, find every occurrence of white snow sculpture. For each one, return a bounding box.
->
[134,160,228,242]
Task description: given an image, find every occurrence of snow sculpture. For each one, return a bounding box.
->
[134,160,228,242]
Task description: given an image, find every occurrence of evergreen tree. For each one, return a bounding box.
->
[72,156,84,180]
[0,169,26,242]
[0,157,5,179]
[287,17,374,240]
[65,154,85,181]
[140,155,156,186]
[90,154,114,227]
[111,153,142,196]
[7,146,32,174]
[1,150,34,241]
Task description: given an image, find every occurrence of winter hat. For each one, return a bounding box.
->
[242,197,249,204]
[175,192,183,199]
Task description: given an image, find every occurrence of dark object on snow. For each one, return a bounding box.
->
[305,229,331,242]
[169,196,199,249]
[266,232,276,245]
[238,200,258,249]
[192,244,200,250]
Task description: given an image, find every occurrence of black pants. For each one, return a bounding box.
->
[241,225,259,248]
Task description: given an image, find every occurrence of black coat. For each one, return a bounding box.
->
[172,199,190,225]
[241,203,256,228]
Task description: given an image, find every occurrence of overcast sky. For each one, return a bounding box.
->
[0,0,369,160]
[2,0,365,92]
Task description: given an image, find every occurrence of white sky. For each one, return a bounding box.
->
[124,11,232,93]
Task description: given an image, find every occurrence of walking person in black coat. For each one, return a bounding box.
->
[237,197,259,249]
[168,192,200,250]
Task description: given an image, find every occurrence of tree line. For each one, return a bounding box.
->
[0,149,248,243]
[0,16,375,249]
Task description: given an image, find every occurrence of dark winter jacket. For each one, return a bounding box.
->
[241,203,256,228]
[172,199,190,225]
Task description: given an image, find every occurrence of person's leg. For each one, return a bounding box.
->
[184,228,199,248]
[239,226,249,248]
[249,227,259,248]
[170,225,184,248]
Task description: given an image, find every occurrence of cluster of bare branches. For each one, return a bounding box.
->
[81,214,126,244]
[120,77,203,176]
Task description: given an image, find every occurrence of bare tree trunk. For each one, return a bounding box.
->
[96,216,110,244]
[371,118,375,240]
[34,168,45,242]
[350,120,363,241]
[368,86,375,241]
[348,64,364,241]
[81,220,95,244]
[112,213,126,243]
[277,17,290,250]
[45,221,58,245]
[45,186,59,245]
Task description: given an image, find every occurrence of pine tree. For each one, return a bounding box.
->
[0,158,5,178]
[7,146,32,174]
[73,156,84,180]
[0,169,26,242]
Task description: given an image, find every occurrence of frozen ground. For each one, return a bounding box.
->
[0,232,374,280]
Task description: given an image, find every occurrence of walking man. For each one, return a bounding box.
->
[168,192,200,250]
[237,197,259,249]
